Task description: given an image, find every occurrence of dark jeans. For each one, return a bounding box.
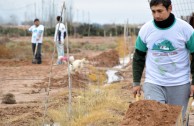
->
[32,43,42,64]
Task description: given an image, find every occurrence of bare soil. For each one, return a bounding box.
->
[121,100,182,126]
[88,49,120,67]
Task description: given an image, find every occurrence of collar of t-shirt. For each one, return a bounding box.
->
[154,13,175,29]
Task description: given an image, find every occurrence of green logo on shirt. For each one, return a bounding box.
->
[152,40,176,52]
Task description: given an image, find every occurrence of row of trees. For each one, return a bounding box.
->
[0,23,140,37]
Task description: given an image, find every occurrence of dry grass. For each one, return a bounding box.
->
[39,84,130,126]
[0,37,55,59]
[70,41,117,51]
[116,35,137,58]
[0,38,32,59]
[0,45,12,58]
[116,37,129,58]
[88,66,107,84]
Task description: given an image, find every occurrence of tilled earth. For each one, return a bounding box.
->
[0,49,121,125]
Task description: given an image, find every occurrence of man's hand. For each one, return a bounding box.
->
[190,85,194,97]
[133,85,142,98]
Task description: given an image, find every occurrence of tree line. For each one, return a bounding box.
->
[0,23,140,37]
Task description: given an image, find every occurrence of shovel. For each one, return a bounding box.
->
[32,42,38,64]
[183,96,194,126]
[136,94,141,102]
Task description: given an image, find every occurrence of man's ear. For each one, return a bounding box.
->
[168,5,172,12]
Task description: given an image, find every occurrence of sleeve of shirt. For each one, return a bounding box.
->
[132,49,146,86]
[39,25,44,34]
[28,26,33,32]
[135,24,148,52]
[132,23,149,86]
[41,25,44,31]
[135,36,148,52]
[186,32,194,53]
[59,24,66,33]
[184,20,194,53]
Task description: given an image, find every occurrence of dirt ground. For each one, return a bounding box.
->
[0,36,194,126]
[0,36,120,125]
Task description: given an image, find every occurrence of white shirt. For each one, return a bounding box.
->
[29,25,44,43]
[136,18,194,86]
[54,23,66,42]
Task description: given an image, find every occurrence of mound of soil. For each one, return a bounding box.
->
[121,100,182,126]
[88,49,120,67]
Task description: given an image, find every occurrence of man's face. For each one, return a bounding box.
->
[34,21,40,27]
[151,4,172,21]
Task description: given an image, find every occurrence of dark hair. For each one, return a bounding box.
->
[150,0,171,9]
[57,16,62,22]
[34,18,39,22]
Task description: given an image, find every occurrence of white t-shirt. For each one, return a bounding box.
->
[136,18,194,86]
[28,25,44,43]
[54,23,66,42]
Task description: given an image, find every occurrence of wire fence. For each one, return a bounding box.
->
[172,0,194,24]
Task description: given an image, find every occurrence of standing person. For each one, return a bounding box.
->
[29,19,44,64]
[189,13,194,28]
[54,16,67,65]
[132,0,194,123]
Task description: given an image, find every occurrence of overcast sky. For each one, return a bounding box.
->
[0,0,193,25]
[0,0,152,25]
[73,0,152,24]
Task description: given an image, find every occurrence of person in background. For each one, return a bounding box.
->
[28,18,44,64]
[132,0,194,125]
[189,13,194,28]
[54,16,67,65]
